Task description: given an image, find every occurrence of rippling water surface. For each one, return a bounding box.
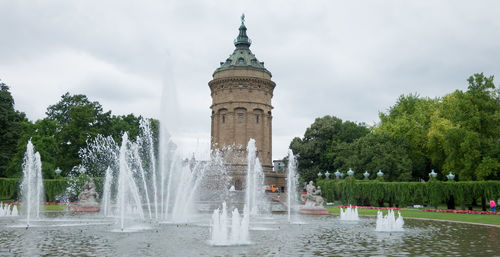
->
[0,213,498,256]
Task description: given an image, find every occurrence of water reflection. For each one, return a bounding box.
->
[0,214,498,256]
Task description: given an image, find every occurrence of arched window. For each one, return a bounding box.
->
[222,115,225,123]
[238,58,245,64]
[235,179,242,190]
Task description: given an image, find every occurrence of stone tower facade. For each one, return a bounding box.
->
[209,16,283,189]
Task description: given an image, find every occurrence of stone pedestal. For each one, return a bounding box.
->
[70,204,100,212]
[299,207,329,215]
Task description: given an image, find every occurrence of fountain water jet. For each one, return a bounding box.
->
[20,140,44,227]
[245,139,268,216]
[139,119,159,220]
[132,143,152,219]
[0,203,18,217]
[340,205,359,221]
[101,167,113,217]
[117,133,145,230]
[210,202,249,246]
[287,149,301,223]
[375,209,404,231]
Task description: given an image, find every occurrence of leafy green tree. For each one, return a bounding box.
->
[45,93,112,175]
[289,115,369,182]
[6,118,59,178]
[429,73,499,180]
[109,114,142,143]
[377,94,438,180]
[331,133,413,181]
[0,82,26,177]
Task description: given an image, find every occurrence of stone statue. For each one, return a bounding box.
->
[78,179,99,206]
[304,181,324,207]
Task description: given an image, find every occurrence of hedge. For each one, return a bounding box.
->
[317,179,500,210]
[0,177,104,202]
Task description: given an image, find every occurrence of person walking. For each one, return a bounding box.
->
[490,200,496,212]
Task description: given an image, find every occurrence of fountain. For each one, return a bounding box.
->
[245,139,268,216]
[0,203,18,217]
[339,205,359,221]
[2,122,498,256]
[20,140,44,227]
[209,202,249,246]
[117,133,145,230]
[101,167,113,216]
[286,149,301,223]
[375,209,404,231]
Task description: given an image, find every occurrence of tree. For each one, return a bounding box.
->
[0,82,26,177]
[45,93,112,175]
[429,73,500,180]
[6,118,59,178]
[331,133,413,181]
[376,94,438,180]
[289,115,369,182]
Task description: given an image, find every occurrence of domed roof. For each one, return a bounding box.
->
[215,14,271,76]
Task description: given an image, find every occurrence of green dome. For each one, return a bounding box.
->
[215,14,271,75]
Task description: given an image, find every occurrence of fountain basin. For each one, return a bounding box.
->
[299,207,329,215]
[1,213,498,256]
[70,205,100,212]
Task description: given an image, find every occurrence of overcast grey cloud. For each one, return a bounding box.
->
[1,0,499,159]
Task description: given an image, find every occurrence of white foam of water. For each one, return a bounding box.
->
[209,202,250,246]
[375,209,404,232]
[340,205,359,221]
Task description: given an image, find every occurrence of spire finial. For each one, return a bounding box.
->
[234,14,251,48]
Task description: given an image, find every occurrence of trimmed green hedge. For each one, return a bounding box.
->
[0,177,104,202]
[317,179,500,209]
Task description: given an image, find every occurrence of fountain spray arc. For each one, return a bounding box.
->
[245,139,268,216]
[117,133,145,230]
[210,202,250,246]
[287,149,300,223]
[20,140,44,227]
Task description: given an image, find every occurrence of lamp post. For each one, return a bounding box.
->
[55,167,62,178]
[324,171,330,180]
[429,169,438,179]
[347,168,354,177]
[446,172,455,181]
[363,171,370,179]
[317,171,323,179]
[377,170,384,177]
[334,170,341,180]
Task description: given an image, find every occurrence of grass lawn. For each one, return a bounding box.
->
[326,207,500,226]
[43,204,69,211]
[11,204,69,212]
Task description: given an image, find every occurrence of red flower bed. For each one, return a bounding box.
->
[423,208,500,215]
[337,205,401,210]
[5,202,76,205]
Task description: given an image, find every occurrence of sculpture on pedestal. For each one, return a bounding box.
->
[71,178,100,212]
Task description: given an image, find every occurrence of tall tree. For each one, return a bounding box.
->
[289,115,369,182]
[6,118,59,178]
[376,94,438,180]
[0,82,26,177]
[428,73,500,180]
[331,133,413,181]
[45,93,112,175]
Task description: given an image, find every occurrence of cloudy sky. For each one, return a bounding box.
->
[1,0,499,159]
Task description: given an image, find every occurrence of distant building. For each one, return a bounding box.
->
[273,160,286,173]
[208,15,285,190]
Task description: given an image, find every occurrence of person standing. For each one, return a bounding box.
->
[490,200,496,212]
